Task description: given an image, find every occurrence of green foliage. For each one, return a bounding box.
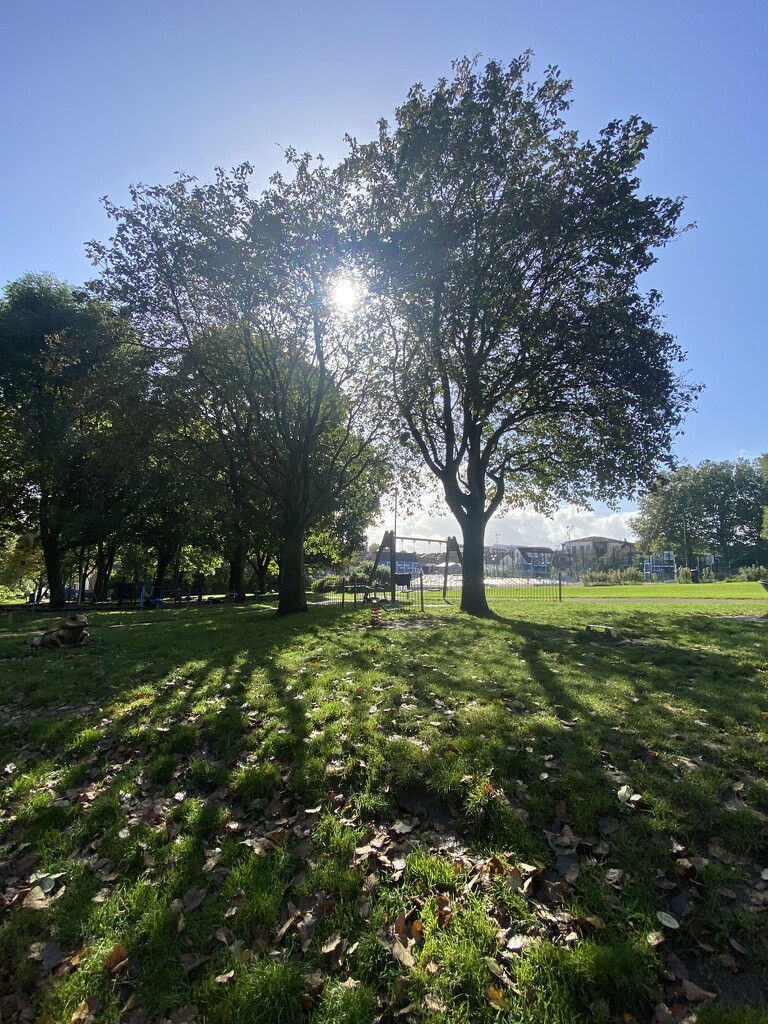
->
[351,54,698,615]
[632,459,768,567]
[311,574,344,593]
[678,566,694,583]
[91,160,392,615]
[582,568,645,586]
[731,564,768,582]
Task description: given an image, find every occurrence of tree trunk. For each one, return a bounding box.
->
[250,551,271,595]
[458,509,491,617]
[277,530,308,615]
[153,545,176,599]
[93,540,116,601]
[40,527,65,609]
[229,539,247,601]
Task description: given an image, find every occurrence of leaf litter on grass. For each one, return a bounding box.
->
[1,602,767,1021]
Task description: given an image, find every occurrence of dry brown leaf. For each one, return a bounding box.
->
[681,979,716,1004]
[485,985,511,1011]
[168,1007,198,1024]
[425,993,446,1012]
[105,943,129,972]
[182,886,207,911]
[22,885,50,911]
[391,937,416,968]
[214,970,234,984]
[71,996,101,1023]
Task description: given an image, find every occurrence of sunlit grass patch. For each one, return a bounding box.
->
[0,599,766,1022]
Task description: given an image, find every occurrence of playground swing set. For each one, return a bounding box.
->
[365,530,464,608]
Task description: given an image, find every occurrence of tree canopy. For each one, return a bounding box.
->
[631,459,768,568]
[89,157,390,613]
[349,55,699,614]
[0,274,146,607]
[1,56,713,616]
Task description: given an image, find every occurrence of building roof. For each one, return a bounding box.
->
[566,536,634,546]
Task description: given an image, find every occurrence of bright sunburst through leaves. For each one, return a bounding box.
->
[329,275,362,312]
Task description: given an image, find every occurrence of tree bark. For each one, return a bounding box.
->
[153,544,177,599]
[458,508,491,616]
[277,529,308,614]
[229,539,248,601]
[93,540,116,601]
[39,505,66,609]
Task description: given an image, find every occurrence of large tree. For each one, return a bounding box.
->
[0,274,145,607]
[90,158,389,613]
[350,55,699,614]
[631,459,768,568]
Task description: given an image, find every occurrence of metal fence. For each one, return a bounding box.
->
[308,571,561,608]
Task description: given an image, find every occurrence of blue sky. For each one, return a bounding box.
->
[2,0,765,545]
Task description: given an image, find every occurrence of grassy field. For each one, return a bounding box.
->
[1,597,767,1024]
[565,582,767,602]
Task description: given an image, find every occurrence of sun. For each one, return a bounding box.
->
[329,276,362,312]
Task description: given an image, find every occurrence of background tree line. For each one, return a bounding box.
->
[630,459,768,573]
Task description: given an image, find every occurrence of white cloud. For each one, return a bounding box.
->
[371,492,639,550]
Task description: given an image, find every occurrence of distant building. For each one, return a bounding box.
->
[562,536,635,573]
[509,545,555,576]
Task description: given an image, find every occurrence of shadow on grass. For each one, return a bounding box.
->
[1,601,766,1019]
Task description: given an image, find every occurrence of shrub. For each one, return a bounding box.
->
[733,564,768,582]
[582,571,609,586]
[310,574,345,593]
[678,566,693,583]
[621,567,645,584]
[582,568,645,586]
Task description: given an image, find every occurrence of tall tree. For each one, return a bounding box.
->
[631,460,768,568]
[90,159,389,614]
[0,274,144,607]
[350,55,699,614]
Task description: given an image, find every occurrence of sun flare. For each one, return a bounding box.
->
[329,276,362,312]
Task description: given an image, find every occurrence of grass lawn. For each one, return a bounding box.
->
[1,598,767,1024]
[566,582,767,601]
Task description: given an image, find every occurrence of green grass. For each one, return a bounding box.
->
[1,597,767,1023]
[566,580,767,600]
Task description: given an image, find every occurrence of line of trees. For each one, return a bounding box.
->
[630,459,768,571]
[2,56,700,615]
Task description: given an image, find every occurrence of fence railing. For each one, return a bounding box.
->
[308,571,561,607]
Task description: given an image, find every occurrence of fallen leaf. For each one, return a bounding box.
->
[425,993,446,1011]
[71,997,101,1023]
[681,979,716,1003]
[168,1007,198,1024]
[617,785,632,803]
[28,942,63,971]
[391,937,415,968]
[105,943,129,972]
[485,985,511,1011]
[215,970,235,983]
[656,911,679,929]
[22,885,50,911]
[182,886,207,911]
